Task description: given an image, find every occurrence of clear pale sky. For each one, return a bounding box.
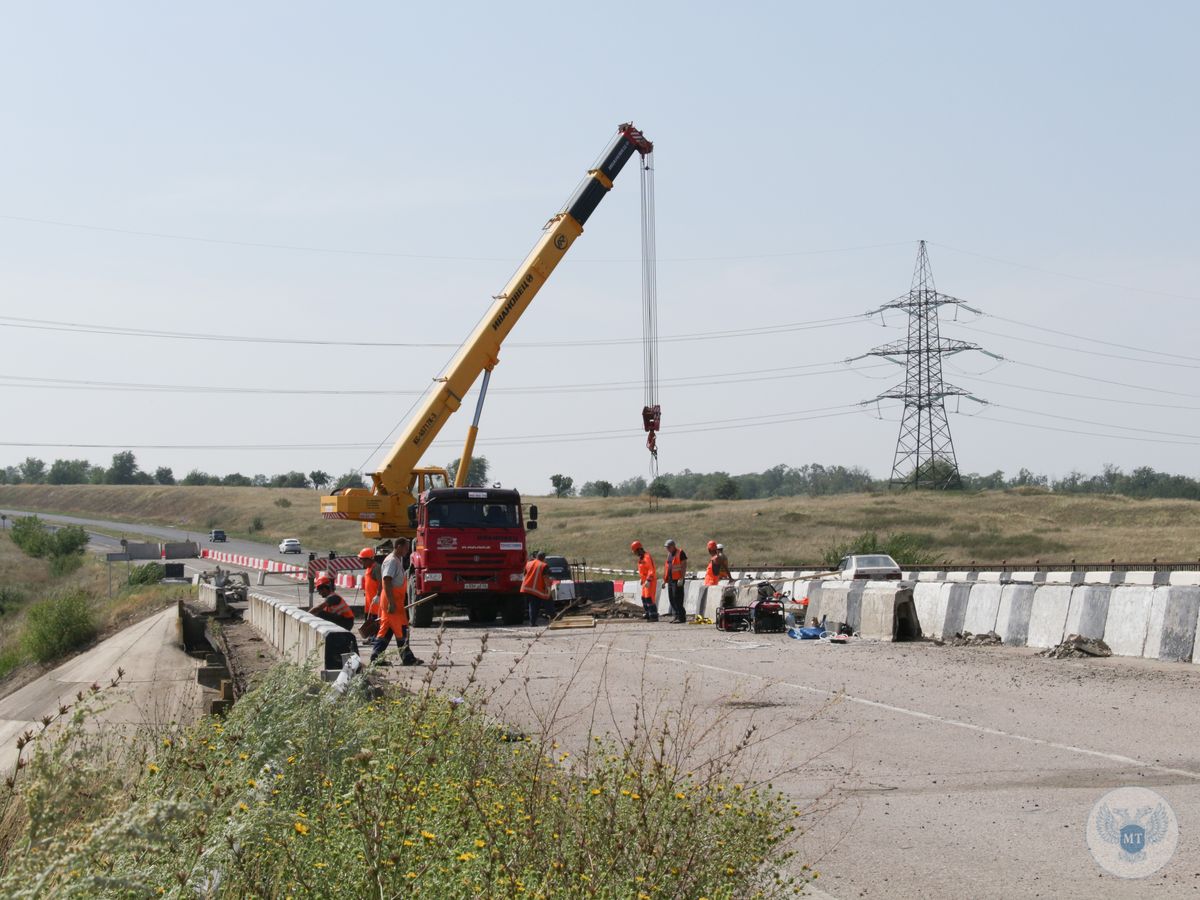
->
[2,2,1197,494]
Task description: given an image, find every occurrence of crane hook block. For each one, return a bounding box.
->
[642,405,661,433]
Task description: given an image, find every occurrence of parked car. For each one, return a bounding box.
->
[279,538,302,554]
[836,554,902,580]
[209,529,227,543]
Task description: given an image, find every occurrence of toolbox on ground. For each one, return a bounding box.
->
[716,606,752,631]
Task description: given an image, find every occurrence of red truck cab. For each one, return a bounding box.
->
[407,487,534,627]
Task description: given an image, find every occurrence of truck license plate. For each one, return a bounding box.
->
[464,583,488,590]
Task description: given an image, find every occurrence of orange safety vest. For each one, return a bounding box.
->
[363,566,382,617]
[665,549,686,582]
[637,553,656,599]
[380,572,410,633]
[704,554,730,586]
[317,594,354,622]
[521,559,551,600]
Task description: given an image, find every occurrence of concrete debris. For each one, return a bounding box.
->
[1040,634,1113,659]
[938,630,1003,647]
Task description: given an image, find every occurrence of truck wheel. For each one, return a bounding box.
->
[500,596,525,626]
[410,580,435,629]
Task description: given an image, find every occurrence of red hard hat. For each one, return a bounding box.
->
[630,540,643,553]
[314,573,334,589]
[707,540,718,552]
[357,547,375,560]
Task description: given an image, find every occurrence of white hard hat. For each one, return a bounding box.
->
[664,539,675,547]
[716,543,725,551]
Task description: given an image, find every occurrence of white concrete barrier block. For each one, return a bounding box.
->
[946,571,972,583]
[1103,586,1155,657]
[963,583,1003,635]
[1084,571,1118,585]
[1026,585,1074,649]
[1009,571,1045,584]
[1122,571,1157,586]
[975,571,1004,584]
[912,582,947,639]
[1065,586,1112,640]
[1044,571,1078,585]
[995,584,1037,646]
[1169,571,1200,586]
[1142,588,1169,660]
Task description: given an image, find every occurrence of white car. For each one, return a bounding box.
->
[836,554,902,580]
[278,538,302,554]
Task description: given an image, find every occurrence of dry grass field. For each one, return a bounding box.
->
[3,484,1199,568]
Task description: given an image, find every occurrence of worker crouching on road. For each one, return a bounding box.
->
[631,541,659,621]
[308,574,355,630]
[372,538,423,667]
[358,547,382,640]
[663,539,688,623]
[521,550,555,626]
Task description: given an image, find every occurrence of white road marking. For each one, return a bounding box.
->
[599,645,1200,782]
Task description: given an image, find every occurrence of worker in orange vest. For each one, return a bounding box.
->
[308,573,355,630]
[631,540,659,621]
[521,550,555,626]
[372,538,422,666]
[704,540,732,586]
[359,547,382,639]
[662,539,688,623]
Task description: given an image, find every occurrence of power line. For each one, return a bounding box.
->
[986,313,1197,363]
[1002,357,1200,399]
[948,322,1200,370]
[972,412,1200,447]
[0,312,868,349]
[0,404,864,453]
[0,360,891,397]
[949,372,1200,411]
[0,213,911,264]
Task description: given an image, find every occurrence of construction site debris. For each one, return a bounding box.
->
[937,630,1003,647]
[1040,634,1113,659]
[549,615,596,630]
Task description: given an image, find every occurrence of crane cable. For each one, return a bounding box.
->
[640,149,661,476]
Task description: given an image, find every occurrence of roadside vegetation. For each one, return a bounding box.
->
[0,658,810,898]
[3,483,1199,567]
[0,524,189,685]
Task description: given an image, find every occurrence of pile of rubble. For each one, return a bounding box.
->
[1040,634,1113,659]
[936,630,1003,647]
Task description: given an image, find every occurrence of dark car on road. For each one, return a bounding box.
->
[209,529,227,542]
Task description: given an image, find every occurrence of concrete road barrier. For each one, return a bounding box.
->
[1064,585,1111,640]
[247,592,357,671]
[859,584,921,641]
[962,583,1003,635]
[1153,587,1200,662]
[1102,586,1155,657]
[995,584,1036,646]
[913,582,950,640]
[1025,585,1074,649]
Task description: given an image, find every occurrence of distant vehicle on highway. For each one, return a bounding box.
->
[278,538,302,554]
[835,554,902,580]
[209,529,227,542]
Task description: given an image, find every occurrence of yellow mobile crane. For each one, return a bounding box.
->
[321,123,653,625]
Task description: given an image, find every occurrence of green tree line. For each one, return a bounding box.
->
[575,462,1200,501]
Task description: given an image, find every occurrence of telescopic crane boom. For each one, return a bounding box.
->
[322,123,654,539]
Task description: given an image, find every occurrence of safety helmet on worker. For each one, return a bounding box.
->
[357,547,374,560]
[314,573,334,590]
[630,540,643,553]
[664,539,676,548]
[707,540,718,553]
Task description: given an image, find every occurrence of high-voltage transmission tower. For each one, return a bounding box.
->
[855,241,998,490]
